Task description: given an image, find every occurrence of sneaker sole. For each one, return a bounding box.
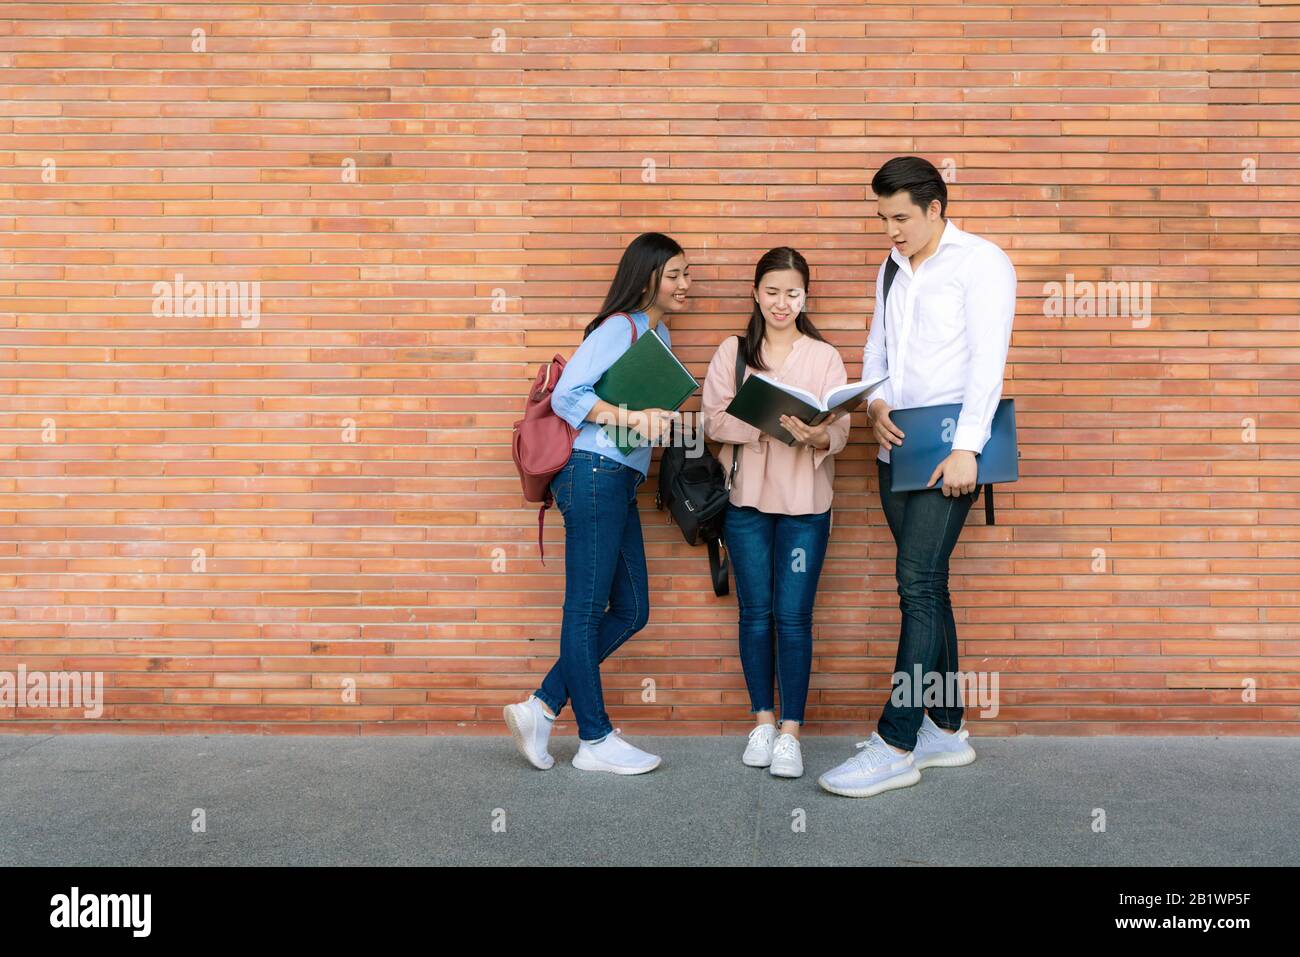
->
[572,752,661,775]
[769,765,803,778]
[913,747,976,770]
[742,753,773,768]
[817,765,921,798]
[502,704,554,770]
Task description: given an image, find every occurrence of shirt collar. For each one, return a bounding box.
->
[759,332,806,369]
[889,218,967,273]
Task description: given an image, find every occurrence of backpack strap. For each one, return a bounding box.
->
[726,336,747,491]
[537,497,550,564]
[602,311,637,343]
[881,255,900,353]
[706,536,729,597]
[704,335,750,596]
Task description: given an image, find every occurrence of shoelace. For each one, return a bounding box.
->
[748,725,774,746]
[772,735,798,758]
[849,737,895,771]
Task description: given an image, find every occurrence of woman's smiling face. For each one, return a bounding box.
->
[646,254,690,314]
[754,267,805,330]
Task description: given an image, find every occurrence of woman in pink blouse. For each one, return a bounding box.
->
[701,247,851,779]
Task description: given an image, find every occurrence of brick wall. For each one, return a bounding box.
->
[1,2,1296,736]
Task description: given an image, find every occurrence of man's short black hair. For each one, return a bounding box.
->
[872,156,948,219]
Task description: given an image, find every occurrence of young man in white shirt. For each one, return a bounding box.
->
[818,156,1017,798]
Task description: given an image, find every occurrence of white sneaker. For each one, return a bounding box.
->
[742,724,778,767]
[572,728,661,775]
[912,713,976,770]
[817,732,921,798]
[769,733,803,778]
[502,695,555,770]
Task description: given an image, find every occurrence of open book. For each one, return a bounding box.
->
[725,373,889,446]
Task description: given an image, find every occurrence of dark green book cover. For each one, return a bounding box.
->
[593,328,698,455]
[725,372,888,445]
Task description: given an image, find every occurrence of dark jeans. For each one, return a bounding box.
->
[875,457,978,751]
[723,503,832,725]
[534,449,649,741]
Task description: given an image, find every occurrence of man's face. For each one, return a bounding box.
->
[876,191,943,256]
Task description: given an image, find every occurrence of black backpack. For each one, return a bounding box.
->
[656,337,748,596]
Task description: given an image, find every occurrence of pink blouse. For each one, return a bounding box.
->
[700,334,851,515]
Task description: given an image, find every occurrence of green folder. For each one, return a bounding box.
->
[593,328,698,455]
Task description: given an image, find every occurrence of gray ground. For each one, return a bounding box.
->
[2,733,1294,866]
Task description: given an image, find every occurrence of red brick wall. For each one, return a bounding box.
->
[1,2,1296,736]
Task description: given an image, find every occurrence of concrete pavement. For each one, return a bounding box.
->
[1,733,1295,866]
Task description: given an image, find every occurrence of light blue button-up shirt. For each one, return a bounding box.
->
[550,310,675,478]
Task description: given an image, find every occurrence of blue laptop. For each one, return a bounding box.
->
[888,398,1019,493]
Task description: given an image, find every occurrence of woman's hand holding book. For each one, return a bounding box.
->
[780,413,833,449]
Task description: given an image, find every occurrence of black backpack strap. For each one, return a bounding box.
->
[881,255,900,352]
[705,335,749,596]
[883,255,900,300]
[727,336,747,490]
[706,535,729,597]
[973,483,995,525]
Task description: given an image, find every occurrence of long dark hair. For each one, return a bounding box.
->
[742,246,826,370]
[582,232,686,339]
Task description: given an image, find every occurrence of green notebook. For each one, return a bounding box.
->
[593,327,698,455]
[725,372,889,446]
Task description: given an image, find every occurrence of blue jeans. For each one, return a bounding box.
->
[534,449,649,741]
[722,503,832,725]
[875,457,978,750]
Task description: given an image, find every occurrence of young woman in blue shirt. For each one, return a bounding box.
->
[504,232,690,775]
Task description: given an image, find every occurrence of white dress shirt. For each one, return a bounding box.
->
[862,218,1017,464]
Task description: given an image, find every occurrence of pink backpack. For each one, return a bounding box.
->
[512,313,636,564]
